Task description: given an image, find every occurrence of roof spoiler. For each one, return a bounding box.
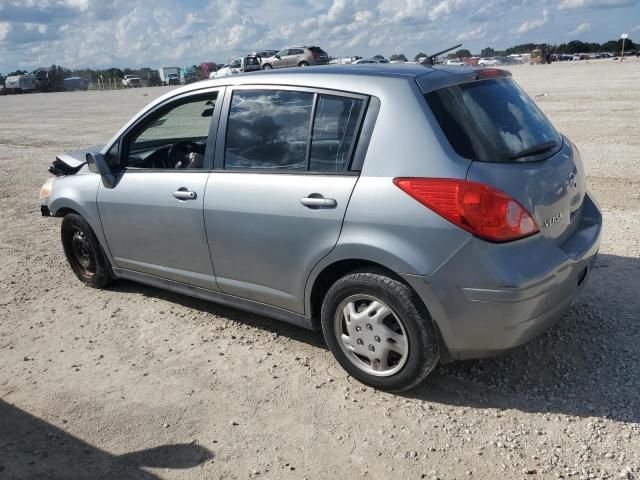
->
[421,43,463,66]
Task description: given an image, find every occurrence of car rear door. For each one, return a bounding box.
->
[204,86,369,313]
[97,87,224,290]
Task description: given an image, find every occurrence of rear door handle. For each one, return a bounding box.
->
[173,188,197,200]
[300,196,337,209]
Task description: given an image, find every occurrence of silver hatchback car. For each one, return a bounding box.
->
[40,65,601,391]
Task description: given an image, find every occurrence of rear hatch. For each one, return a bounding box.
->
[423,72,585,244]
[309,46,329,64]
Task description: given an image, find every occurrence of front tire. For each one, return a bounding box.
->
[321,271,439,392]
[61,214,113,289]
[262,64,273,70]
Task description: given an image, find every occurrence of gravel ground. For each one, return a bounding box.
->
[1,59,639,480]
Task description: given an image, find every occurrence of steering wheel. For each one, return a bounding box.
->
[168,141,202,168]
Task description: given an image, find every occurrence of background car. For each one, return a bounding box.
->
[252,49,278,59]
[446,59,465,66]
[122,75,142,88]
[353,58,389,64]
[478,57,499,66]
[214,56,261,78]
[261,46,328,69]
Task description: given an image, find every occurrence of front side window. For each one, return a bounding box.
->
[125,94,217,169]
[225,90,313,170]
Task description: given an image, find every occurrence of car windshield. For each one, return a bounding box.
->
[425,78,562,163]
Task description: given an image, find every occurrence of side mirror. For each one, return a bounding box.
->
[275,54,281,59]
[86,152,116,189]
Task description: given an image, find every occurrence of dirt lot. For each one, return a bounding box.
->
[1,59,639,480]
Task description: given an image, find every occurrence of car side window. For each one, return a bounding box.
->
[230,59,241,69]
[290,49,304,55]
[124,94,217,170]
[225,90,313,170]
[224,90,366,172]
[309,95,365,172]
[277,49,289,56]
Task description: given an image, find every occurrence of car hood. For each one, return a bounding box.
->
[50,145,103,176]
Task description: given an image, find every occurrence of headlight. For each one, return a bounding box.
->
[39,177,55,200]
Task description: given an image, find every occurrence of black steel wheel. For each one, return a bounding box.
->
[61,214,113,288]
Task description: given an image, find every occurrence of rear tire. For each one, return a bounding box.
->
[298,61,309,67]
[321,271,439,391]
[61,214,113,289]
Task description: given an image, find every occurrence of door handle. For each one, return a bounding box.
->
[300,195,337,209]
[173,188,197,200]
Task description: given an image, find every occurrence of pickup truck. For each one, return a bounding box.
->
[122,75,142,88]
[212,55,261,79]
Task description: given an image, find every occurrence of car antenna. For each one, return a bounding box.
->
[421,43,463,66]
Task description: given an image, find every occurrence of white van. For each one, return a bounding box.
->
[5,75,35,93]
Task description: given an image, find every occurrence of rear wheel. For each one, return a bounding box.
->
[61,214,113,288]
[321,271,439,391]
[298,61,309,67]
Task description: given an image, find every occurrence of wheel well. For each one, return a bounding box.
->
[310,259,406,321]
[54,207,80,217]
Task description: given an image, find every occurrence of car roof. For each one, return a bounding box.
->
[147,63,486,111]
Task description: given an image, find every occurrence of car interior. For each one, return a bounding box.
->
[123,97,216,170]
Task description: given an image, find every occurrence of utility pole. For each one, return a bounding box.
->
[621,33,628,61]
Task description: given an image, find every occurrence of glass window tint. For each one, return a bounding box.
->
[225,90,313,170]
[425,79,561,163]
[134,96,216,146]
[309,95,364,172]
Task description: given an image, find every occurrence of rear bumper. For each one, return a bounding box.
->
[403,192,602,360]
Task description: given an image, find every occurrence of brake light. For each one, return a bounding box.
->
[393,178,539,242]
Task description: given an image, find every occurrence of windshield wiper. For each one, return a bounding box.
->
[509,141,557,160]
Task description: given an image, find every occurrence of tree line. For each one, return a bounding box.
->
[387,37,636,62]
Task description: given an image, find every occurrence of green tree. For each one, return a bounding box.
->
[480,47,495,57]
[373,54,386,60]
[454,49,472,58]
[414,52,428,62]
[389,53,408,62]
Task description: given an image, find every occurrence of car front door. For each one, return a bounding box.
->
[274,49,289,68]
[97,88,224,290]
[204,87,368,313]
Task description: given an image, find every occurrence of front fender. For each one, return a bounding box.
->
[46,174,113,264]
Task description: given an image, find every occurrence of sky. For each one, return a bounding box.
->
[0,0,639,72]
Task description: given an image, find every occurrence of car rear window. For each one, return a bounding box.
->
[309,47,327,55]
[425,78,561,163]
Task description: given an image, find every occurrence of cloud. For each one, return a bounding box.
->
[456,27,486,42]
[0,0,638,72]
[512,9,549,35]
[558,0,638,9]
[569,21,593,34]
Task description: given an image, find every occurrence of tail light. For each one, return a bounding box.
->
[393,178,539,242]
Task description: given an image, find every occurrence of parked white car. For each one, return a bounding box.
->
[446,59,465,66]
[478,58,499,66]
